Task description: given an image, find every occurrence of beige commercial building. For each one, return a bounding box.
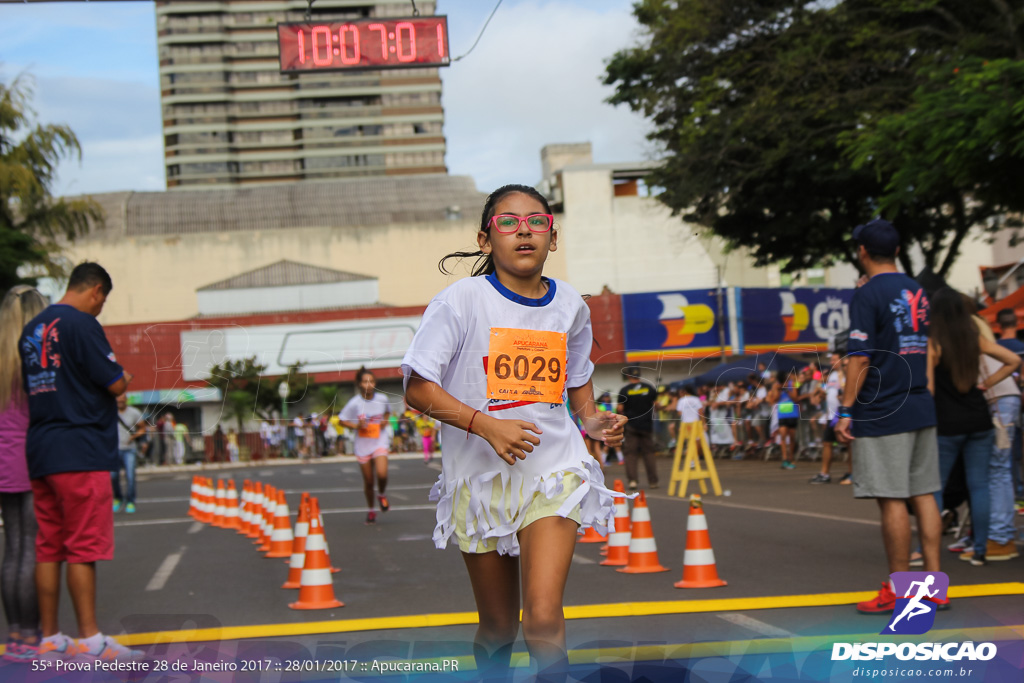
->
[157,0,446,189]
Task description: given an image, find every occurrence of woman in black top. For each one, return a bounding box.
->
[928,288,1020,565]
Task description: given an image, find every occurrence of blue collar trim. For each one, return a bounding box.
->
[485,273,556,307]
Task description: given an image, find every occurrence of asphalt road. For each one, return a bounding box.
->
[3,453,1022,682]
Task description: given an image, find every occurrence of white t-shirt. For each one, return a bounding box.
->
[678,395,703,423]
[339,393,391,457]
[401,274,619,556]
[825,370,842,419]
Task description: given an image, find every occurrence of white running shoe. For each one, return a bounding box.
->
[77,635,144,662]
[38,633,79,660]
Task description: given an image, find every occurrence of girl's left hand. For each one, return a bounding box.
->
[585,412,628,448]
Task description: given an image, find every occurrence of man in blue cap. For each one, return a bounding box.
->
[835,219,946,613]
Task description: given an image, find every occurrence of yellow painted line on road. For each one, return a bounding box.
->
[116,582,1024,648]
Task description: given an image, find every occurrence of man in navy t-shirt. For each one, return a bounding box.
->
[994,309,1024,535]
[19,262,141,661]
[835,219,944,615]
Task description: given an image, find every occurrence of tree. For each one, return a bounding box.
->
[604,0,1024,278]
[203,357,309,433]
[0,75,104,290]
[841,57,1024,274]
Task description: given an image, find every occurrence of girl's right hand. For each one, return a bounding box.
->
[476,415,542,466]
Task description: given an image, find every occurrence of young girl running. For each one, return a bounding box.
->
[338,367,392,524]
[402,184,628,681]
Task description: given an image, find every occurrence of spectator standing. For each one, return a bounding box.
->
[0,285,48,663]
[810,352,845,484]
[968,306,1022,561]
[161,413,176,466]
[172,417,187,465]
[212,425,225,463]
[226,428,240,463]
[994,309,1024,515]
[835,220,945,614]
[18,262,142,660]
[616,366,659,490]
[112,394,145,514]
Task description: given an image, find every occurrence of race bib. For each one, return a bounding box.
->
[357,422,381,439]
[486,328,567,404]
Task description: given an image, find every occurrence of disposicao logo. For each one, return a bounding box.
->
[885,571,947,635]
[832,573,998,663]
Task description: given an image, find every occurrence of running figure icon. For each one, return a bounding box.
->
[887,575,938,632]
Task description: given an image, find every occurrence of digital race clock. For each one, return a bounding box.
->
[277,16,450,73]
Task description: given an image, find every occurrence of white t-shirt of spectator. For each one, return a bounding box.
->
[678,395,703,423]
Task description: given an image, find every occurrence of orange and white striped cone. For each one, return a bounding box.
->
[222,480,241,530]
[188,476,200,518]
[289,498,344,610]
[282,496,310,589]
[312,497,341,573]
[212,479,226,527]
[616,491,669,573]
[260,485,280,544]
[601,480,628,556]
[600,483,632,567]
[579,525,607,543]
[674,495,727,588]
[238,481,252,535]
[198,478,213,523]
[259,487,277,552]
[246,482,264,539]
[265,490,294,558]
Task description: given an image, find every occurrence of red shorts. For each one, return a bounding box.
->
[31,471,114,563]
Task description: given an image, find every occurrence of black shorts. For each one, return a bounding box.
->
[778,418,799,429]
[824,424,837,443]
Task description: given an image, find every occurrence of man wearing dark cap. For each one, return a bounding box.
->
[835,219,945,613]
[615,366,659,490]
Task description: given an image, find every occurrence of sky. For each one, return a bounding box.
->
[0,0,654,197]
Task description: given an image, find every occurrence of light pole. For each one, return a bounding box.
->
[278,380,290,458]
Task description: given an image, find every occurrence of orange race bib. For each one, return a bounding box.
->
[357,422,381,439]
[486,328,567,404]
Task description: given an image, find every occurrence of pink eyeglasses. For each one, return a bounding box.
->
[489,214,554,234]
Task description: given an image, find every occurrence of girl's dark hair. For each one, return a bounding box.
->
[439,184,553,276]
[354,366,374,386]
[930,287,980,393]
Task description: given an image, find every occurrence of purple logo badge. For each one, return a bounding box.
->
[884,572,948,635]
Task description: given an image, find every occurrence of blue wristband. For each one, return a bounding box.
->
[838,408,853,420]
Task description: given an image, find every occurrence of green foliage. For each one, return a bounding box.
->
[0,75,104,290]
[604,0,1024,277]
[203,357,309,432]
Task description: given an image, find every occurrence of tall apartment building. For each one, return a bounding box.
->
[156,0,446,189]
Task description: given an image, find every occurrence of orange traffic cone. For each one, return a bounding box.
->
[265,490,294,558]
[259,487,277,552]
[289,498,344,610]
[212,479,226,527]
[600,483,632,567]
[255,484,273,545]
[188,476,200,518]
[222,480,241,530]
[246,482,264,539]
[600,480,628,556]
[198,478,213,523]
[283,495,311,589]
[674,495,727,588]
[238,481,252,535]
[616,491,668,573]
[312,497,341,573]
[579,525,607,543]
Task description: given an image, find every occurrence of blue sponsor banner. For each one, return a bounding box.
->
[742,287,853,352]
[622,289,729,361]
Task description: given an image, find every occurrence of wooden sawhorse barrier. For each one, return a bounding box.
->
[669,420,723,498]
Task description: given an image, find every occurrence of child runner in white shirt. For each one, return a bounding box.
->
[338,367,391,524]
[403,184,628,681]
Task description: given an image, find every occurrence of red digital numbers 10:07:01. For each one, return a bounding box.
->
[277,17,450,73]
